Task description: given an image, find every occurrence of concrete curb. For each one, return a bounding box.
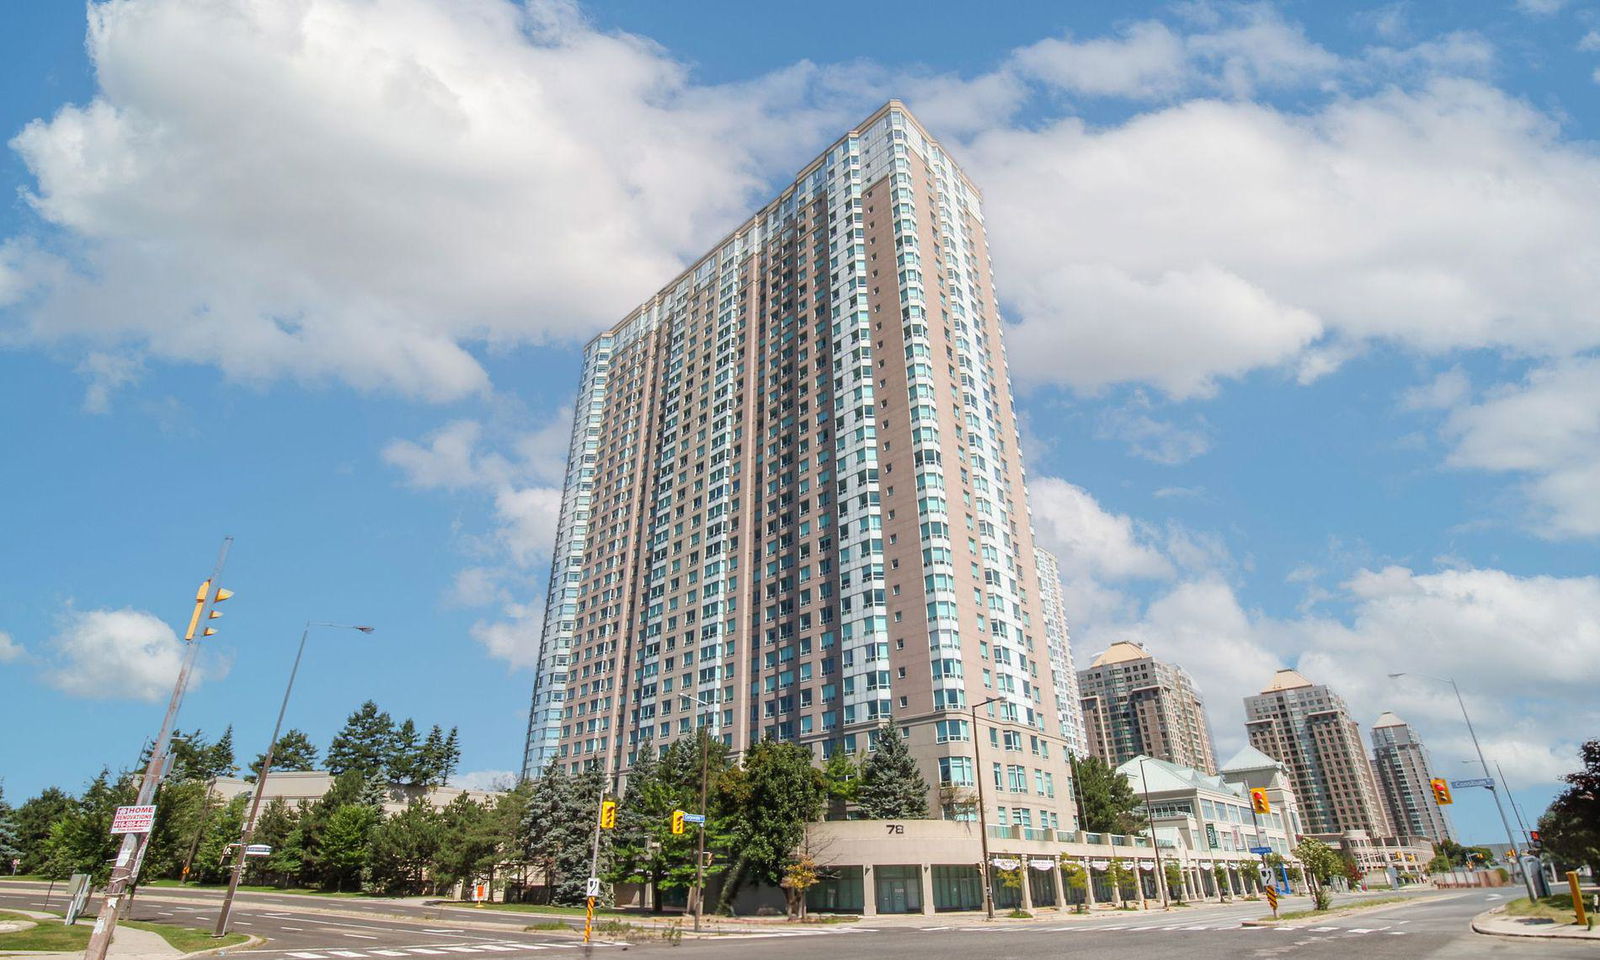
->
[1471,906,1600,941]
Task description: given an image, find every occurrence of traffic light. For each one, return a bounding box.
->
[184,581,234,640]
[671,809,685,835]
[1430,778,1453,805]
[600,799,617,829]
[1250,788,1271,814]
[701,851,714,867]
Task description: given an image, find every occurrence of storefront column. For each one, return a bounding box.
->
[920,865,935,916]
[1082,860,1097,908]
[1019,863,1034,912]
[862,866,877,917]
[1052,864,1065,910]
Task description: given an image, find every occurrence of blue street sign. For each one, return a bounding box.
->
[1249,846,1273,855]
[682,813,706,824]
[1450,777,1495,789]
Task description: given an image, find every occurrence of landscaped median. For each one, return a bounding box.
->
[1472,895,1600,941]
[0,908,252,956]
[1241,894,1421,926]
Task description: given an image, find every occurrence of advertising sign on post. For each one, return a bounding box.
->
[109,806,157,835]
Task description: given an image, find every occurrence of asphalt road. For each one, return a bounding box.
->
[0,882,1581,960]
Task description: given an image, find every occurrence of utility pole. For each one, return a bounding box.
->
[1137,758,1169,909]
[678,693,720,933]
[84,538,233,960]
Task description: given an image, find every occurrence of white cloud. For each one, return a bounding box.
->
[469,600,545,670]
[44,607,218,702]
[1514,0,1567,14]
[972,80,1600,399]
[1097,401,1212,464]
[1030,478,1173,583]
[1402,367,1471,411]
[449,769,518,791]
[4,0,856,400]
[0,631,22,663]
[1441,356,1600,537]
[1580,31,1600,52]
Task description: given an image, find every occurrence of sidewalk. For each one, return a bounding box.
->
[1472,906,1600,941]
[0,909,182,960]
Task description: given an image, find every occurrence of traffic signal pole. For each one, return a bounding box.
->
[84,539,232,960]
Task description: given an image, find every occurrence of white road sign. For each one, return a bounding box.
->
[110,805,157,835]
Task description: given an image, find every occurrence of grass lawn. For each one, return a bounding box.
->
[0,909,248,955]
[124,919,249,952]
[1505,895,1580,924]
[1271,895,1410,922]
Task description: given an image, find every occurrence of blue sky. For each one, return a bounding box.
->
[2,0,1598,846]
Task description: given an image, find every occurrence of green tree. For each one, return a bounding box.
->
[252,798,304,887]
[521,762,607,906]
[1062,861,1088,911]
[326,701,397,778]
[1539,739,1600,878]
[1294,837,1343,910]
[856,720,928,819]
[820,748,860,820]
[0,785,22,865]
[386,720,423,785]
[1164,861,1185,903]
[1071,756,1147,835]
[42,770,133,883]
[419,726,462,787]
[297,770,380,888]
[368,799,442,893]
[318,804,381,891]
[432,792,491,892]
[249,729,319,781]
[1105,857,1137,906]
[715,738,824,911]
[13,787,73,874]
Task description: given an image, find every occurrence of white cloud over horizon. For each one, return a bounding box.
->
[42,607,221,702]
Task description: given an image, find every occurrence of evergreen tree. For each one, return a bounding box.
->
[715,738,824,910]
[1539,739,1600,878]
[521,762,607,905]
[316,804,381,892]
[856,719,929,818]
[326,701,397,777]
[433,793,492,891]
[297,770,379,887]
[1071,755,1147,835]
[252,798,303,887]
[0,785,22,865]
[820,748,860,820]
[386,719,422,785]
[13,787,73,874]
[368,799,442,893]
[249,728,319,781]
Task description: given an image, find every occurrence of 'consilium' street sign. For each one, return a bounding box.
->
[1450,777,1495,789]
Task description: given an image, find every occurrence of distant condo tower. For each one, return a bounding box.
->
[521,102,1080,830]
[1370,711,1456,843]
[1244,669,1391,836]
[1077,640,1218,773]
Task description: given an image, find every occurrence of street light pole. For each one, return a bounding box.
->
[1137,758,1169,909]
[678,693,720,932]
[214,621,374,937]
[971,695,1001,920]
[1389,673,1536,902]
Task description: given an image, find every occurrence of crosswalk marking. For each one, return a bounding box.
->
[287,953,325,958]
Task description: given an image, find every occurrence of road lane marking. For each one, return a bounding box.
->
[371,951,409,956]
[286,953,325,958]
[343,934,379,940]
[407,950,447,955]
[327,952,366,957]
[424,930,465,933]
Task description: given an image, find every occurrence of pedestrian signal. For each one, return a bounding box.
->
[1430,778,1452,805]
[600,799,617,829]
[671,809,686,835]
[1250,788,1271,814]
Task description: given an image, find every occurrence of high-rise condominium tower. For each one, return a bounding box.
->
[1036,549,1086,758]
[1244,669,1391,836]
[1077,641,1218,773]
[522,102,1078,830]
[1370,712,1455,843]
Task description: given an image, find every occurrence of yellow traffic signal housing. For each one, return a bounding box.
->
[1250,788,1271,814]
[600,799,617,829]
[214,587,234,603]
[1430,778,1453,805]
[671,809,686,835]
